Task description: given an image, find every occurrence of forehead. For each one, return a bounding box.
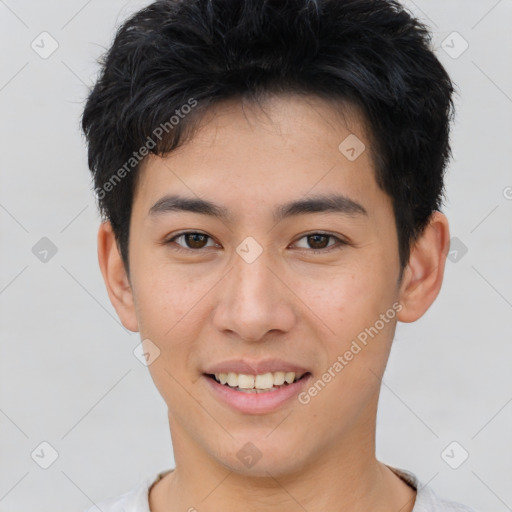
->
[133,94,386,222]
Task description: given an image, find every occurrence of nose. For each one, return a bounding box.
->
[212,249,296,342]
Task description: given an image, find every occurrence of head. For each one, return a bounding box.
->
[82,0,454,477]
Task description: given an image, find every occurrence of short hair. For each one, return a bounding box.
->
[81,0,456,279]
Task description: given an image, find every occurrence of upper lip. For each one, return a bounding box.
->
[203,359,310,376]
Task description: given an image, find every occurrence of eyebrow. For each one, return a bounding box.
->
[148,193,368,223]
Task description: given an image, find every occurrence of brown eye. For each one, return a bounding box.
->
[183,233,209,249]
[165,231,217,251]
[307,234,330,249]
[292,232,347,254]
[164,231,346,254]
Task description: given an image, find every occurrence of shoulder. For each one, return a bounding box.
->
[386,465,478,512]
[415,486,478,512]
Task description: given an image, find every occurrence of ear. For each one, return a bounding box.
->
[97,221,139,332]
[397,211,450,323]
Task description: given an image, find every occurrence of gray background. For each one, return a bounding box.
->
[1,0,511,510]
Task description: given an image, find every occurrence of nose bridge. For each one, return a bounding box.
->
[233,249,275,303]
[213,246,295,341]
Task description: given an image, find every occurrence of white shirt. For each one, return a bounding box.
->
[84,465,478,512]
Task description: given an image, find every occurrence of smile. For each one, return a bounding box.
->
[208,371,308,392]
[203,371,312,414]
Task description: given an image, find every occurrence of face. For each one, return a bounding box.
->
[110,94,413,476]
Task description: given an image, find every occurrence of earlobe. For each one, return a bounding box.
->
[97,221,139,332]
[397,211,451,323]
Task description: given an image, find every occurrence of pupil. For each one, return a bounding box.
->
[309,234,327,249]
[186,233,207,248]
[184,234,328,250]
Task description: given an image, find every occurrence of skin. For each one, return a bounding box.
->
[97,94,450,512]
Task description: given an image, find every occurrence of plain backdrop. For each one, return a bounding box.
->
[0,1,511,511]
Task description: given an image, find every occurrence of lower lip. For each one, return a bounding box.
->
[203,374,312,414]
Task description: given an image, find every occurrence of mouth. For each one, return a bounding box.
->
[204,371,311,393]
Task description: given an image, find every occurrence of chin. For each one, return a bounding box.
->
[215,439,311,479]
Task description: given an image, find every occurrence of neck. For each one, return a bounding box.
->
[149,409,416,512]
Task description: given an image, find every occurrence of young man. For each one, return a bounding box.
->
[81,0,476,511]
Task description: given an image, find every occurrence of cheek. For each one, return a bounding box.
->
[316,267,390,334]
[131,263,204,394]
[301,279,397,425]
[133,258,203,334]
[135,270,204,412]
[309,261,398,379]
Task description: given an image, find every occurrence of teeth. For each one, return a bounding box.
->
[213,371,305,390]
[227,372,238,387]
[238,374,255,389]
[284,372,295,384]
[273,371,285,386]
[255,373,273,389]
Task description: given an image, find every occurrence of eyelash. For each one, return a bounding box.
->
[163,231,347,255]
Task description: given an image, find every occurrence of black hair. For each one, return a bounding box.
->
[81,0,456,279]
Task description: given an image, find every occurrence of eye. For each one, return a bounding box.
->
[292,232,347,254]
[164,231,219,252]
[163,231,347,254]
